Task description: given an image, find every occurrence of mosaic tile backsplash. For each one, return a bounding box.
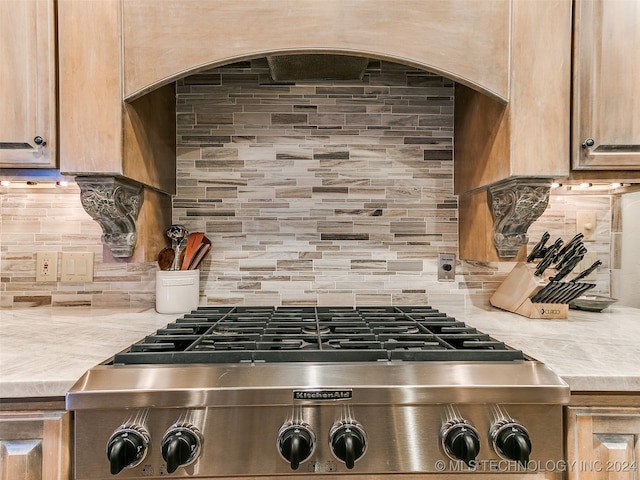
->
[0,60,614,308]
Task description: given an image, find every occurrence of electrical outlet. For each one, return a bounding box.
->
[437,253,456,281]
[61,252,94,283]
[36,251,58,282]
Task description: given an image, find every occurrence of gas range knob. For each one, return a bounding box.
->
[440,419,480,466]
[277,423,315,470]
[106,426,150,475]
[490,420,532,464]
[329,422,366,469]
[161,425,202,473]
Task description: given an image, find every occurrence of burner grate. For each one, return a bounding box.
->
[112,306,524,365]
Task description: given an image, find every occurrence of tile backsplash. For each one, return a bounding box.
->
[0,59,615,309]
[174,59,463,307]
[0,184,156,309]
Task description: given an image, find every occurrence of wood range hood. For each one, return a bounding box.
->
[58,0,571,263]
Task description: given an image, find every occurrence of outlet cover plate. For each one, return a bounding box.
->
[438,253,456,281]
[61,252,94,283]
[36,251,58,282]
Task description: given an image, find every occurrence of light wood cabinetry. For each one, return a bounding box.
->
[58,0,174,261]
[455,0,572,193]
[455,0,572,262]
[0,410,71,480]
[572,0,640,171]
[121,0,511,101]
[57,0,176,193]
[566,396,640,480]
[54,0,578,262]
[0,0,57,168]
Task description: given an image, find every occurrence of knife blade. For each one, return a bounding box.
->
[526,232,550,262]
[572,259,602,282]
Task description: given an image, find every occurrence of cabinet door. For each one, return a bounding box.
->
[573,0,640,170]
[566,406,640,480]
[0,0,56,168]
[0,411,70,480]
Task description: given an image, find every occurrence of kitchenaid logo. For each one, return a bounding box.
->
[293,390,353,401]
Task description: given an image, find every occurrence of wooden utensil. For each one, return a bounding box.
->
[189,235,211,270]
[157,247,175,271]
[181,232,204,270]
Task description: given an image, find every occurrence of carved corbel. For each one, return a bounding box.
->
[76,176,143,257]
[487,178,550,258]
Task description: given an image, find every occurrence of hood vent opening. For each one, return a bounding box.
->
[266,54,369,81]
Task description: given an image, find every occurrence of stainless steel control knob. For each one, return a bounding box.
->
[277,423,315,470]
[106,425,150,475]
[329,421,367,469]
[490,419,531,465]
[440,419,480,466]
[161,424,203,473]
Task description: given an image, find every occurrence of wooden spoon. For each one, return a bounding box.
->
[181,232,204,270]
[157,247,174,271]
[189,235,211,270]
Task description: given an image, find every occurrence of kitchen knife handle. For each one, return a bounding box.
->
[553,253,585,282]
[555,244,586,271]
[562,282,596,304]
[534,244,560,276]
[573,260,602,282]
[527,232,550,262]
[556,233,584,258]
[530,281,557,303]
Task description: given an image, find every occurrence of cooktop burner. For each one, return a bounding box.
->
[112,306,524,364]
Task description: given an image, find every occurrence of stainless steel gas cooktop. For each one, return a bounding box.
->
[67,306,569,479]
[112,306,525,364]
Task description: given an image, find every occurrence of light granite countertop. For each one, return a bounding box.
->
[445,304,640,393]
[1,304,639,399]
[0,307,175,399]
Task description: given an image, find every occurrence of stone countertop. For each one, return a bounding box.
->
[0,307,175,399]
[445,303,640,393]
[1,304,639,400]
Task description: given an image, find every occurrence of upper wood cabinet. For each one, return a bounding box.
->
[57,0,176,194]
[58,0,174,261]
[0,0,57,168]
[573,0,640,170]
[454,0,572,193]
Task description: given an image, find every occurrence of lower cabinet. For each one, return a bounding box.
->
[0,410,71,480]
[566,405,640,480]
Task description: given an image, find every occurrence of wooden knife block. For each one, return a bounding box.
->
[490,262,568,319]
